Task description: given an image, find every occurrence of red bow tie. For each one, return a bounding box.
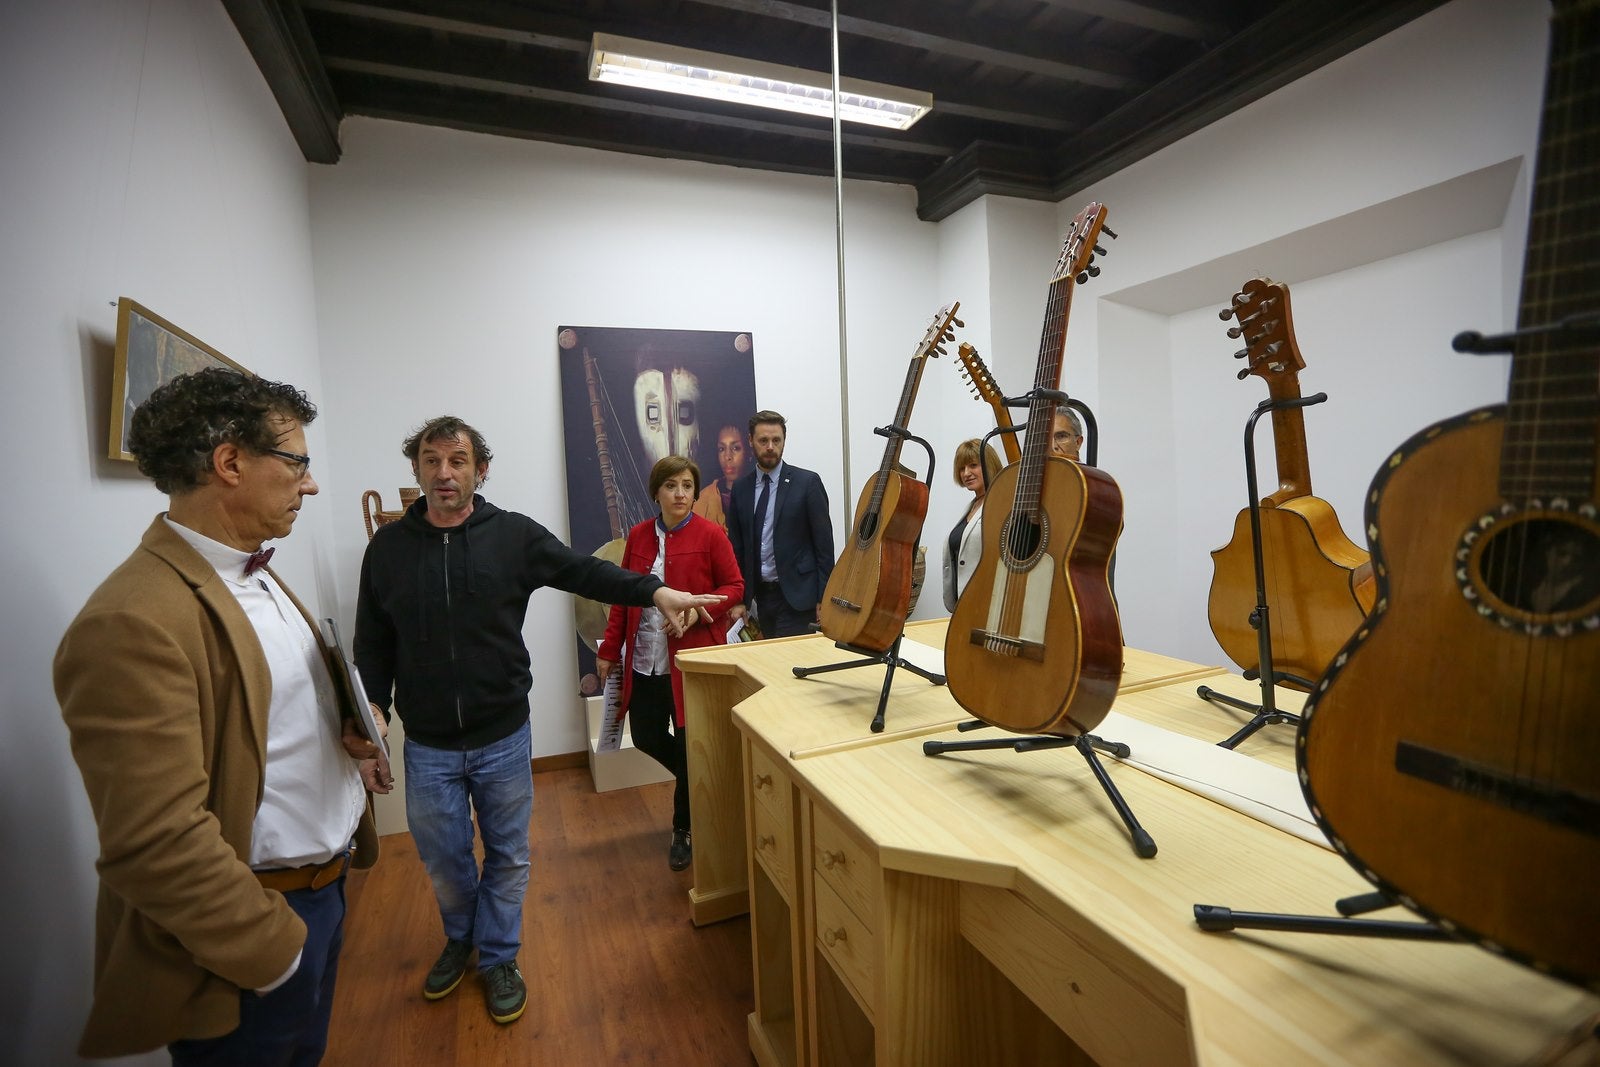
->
[244,547,275,575]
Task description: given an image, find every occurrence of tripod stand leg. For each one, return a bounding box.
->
[1074,735,1156,858]
[1193,904,1453,939]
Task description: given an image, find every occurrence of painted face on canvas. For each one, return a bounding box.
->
[634,367,701,465]
[716,425,747,485]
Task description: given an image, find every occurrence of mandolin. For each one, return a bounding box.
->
[820,303,962,652]
[1206,277,1376,688]
[956,342,1021,464]
[944,204,1123,736]
[1300,0,1599,989]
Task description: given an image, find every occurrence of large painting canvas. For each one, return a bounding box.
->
[557,325,758,694]
[109,298,248,461]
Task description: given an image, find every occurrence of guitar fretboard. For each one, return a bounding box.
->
[1501,1,1600,503]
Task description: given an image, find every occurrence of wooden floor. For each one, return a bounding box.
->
[327,767,754,1065]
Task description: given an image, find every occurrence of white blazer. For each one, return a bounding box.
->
[941,509,985,612]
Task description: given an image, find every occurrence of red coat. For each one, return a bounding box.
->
[598,513,744,727]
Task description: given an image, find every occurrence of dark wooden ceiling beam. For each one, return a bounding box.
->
[1031,0,1232,41]
[223,0,342,162]
[683,0,1147,90]
[299,0,589,53]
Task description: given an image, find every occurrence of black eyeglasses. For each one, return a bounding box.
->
[263,447,312,476]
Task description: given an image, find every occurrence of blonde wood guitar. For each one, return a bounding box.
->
[1207,278,1375,687]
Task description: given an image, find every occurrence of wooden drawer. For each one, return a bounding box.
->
[811,802,879,932]
[750,793,794,899]
[813,871,876,1020]
[748,743,791,823]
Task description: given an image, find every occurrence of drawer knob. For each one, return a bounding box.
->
[754,773,772,790]
[757,834,775,850]
[822,927,847,948]
[820,849,846,870]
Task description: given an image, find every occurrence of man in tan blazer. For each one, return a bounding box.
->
[55,368,385,1063]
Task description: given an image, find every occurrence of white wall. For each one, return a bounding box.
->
[1,0,1555,1059]
[0,1,334,1062]
[1050,0,1548,664]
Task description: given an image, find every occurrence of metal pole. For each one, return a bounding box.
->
[831,0,852,504]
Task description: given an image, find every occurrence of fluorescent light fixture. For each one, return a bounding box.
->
[589,33,932,131]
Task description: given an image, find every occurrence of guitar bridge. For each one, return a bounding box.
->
[968,628,1046,662]
[1395,741,1600,838]
[829,595,862,612]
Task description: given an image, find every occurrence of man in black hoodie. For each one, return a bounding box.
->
[354,415,722,1025]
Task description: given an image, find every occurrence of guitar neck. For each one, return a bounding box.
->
[1014,274,1075,515]
[1263,372,1313,504]
[865,353,929,512]
[1502,0,1600,503]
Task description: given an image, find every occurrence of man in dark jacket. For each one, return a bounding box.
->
[354,415,721,1025]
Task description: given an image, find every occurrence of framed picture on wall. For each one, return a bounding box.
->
[108,297,250,461]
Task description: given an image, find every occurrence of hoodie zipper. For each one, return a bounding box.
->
[443,531,464,731]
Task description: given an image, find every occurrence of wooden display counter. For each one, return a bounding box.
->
[696,631,1598,1067]
[676,619,1226,925]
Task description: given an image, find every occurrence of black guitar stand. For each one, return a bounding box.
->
[794,423,944,734]
[1195,889,1452,941]
[1200,393,1328,749]
[925,721,1157,858]
[941,390,1153,857]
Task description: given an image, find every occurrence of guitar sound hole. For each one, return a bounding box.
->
[1000,514,1046,568]
[1471,514,1600,620]
[856,510,880,544]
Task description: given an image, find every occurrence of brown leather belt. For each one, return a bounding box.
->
[254,848,352,893]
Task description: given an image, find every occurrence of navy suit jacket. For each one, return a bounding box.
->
[726,463,835,612]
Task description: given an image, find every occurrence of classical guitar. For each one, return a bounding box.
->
[1206,277,1376,688]
[956,342,1021,464]
[820,303,963,652]
[944,204,1123,736]
[1300,0,1599,989]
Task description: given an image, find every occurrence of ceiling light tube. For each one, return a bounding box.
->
[589,33,932,131]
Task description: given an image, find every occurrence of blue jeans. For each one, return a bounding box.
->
[405,722,532,969]
[168,878,346,1067]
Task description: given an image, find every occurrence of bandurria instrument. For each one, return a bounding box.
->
[1299,0,1599,988]
[956,341,1021,464]
[944,204,1123,736]
[820,303,963,652]
[1207,277,1375,687]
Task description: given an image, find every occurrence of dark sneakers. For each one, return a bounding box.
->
[484,961,527,1024]
[668,829,692,872]
[424,939,474,1000]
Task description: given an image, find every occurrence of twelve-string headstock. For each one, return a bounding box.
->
[957,342,1004,407]
[1221,277,1304,383]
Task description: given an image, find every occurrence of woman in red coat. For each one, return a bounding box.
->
[597,455,744,871]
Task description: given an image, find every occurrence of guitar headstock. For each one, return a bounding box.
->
[957,342,1004,406]
[1221,277,1304,382]
[913,302,963,362]
[1052,202,1115,286]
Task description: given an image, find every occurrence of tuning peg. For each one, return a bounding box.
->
[1263,341,1283,356]
[1226,325,1243,339]
[1093,244,1107,256]
[1237,367,1252,380]
[1219,307,1236,321]
[953,316,965,328]
[1086,263,1101,278]
[1076,271,1089,284]
[1234,348,1247,359]
[1102,226,1118,240]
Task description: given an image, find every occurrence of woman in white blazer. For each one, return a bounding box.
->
[941,438,1002,612]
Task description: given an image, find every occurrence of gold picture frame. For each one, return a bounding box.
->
[108,297,250,462]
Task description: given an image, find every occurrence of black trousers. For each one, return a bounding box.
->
[755,581,814,638]
[628,671,688,833]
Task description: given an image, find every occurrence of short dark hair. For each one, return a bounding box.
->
[648,455,701,499]
[128,367,317,494]
[749,409,787,437]
[402,416,493,471]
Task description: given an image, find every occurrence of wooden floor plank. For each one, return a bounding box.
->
[329,768,753,1065]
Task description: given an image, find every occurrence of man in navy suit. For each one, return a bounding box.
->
[726,410,835,637]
